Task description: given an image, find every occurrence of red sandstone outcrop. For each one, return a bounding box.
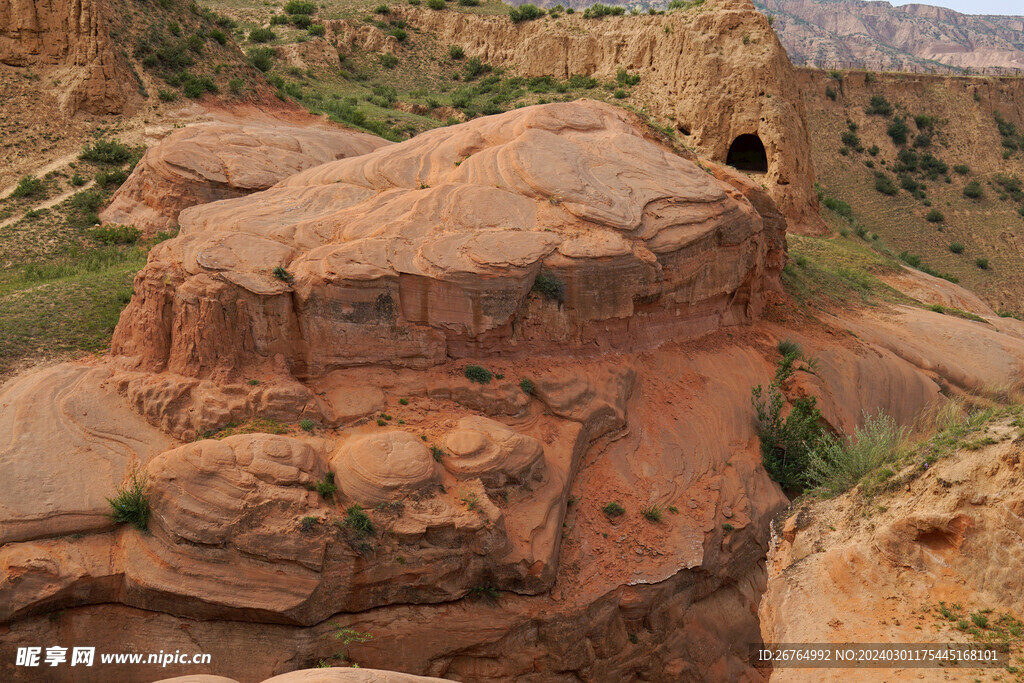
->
[110,100,787,392]
[3,99,1024,682]
[100,123,391,235]
[406,0,824,234]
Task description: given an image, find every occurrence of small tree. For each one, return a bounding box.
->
[330,625,373,665]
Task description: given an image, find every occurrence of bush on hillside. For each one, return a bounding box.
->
[806,412,905,495]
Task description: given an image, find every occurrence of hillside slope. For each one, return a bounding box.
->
[799,68,1024,313]
[756,0,1024,72]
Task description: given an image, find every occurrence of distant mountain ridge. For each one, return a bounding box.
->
[755,0,1024,72]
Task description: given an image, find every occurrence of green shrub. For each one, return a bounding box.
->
[343,504,374,537]
[284,0,317,14]
[825,86,836,101]
[865,94,893,116]
[898,251,921,268]
[949,242,965,254]
[532,271,566,302]
[182,74,217,98]
[210,28,227,45]
[107,468,150,531]
[90,224,141,244]
[887,116,910,145]
[867,145,879,156]
[271,14,289,24]
[519,378,535,395]
[390,27,407,41]
[273,265,294,282]
[249,27,276,43]
[228,78,244,93]
[430,445,444,462]
[583,3,625,18]
[509,3,545,22]
[963,180,983,199]
[95,168,129,189]
[777,339,801,359]
[641,505,662,522]
[613,89,626,99]
[10,175,44,199]
[300,418,316,432]
[752,374,825,492]
[380,53,398,68]
[157,88,178,102]
[806,411,904,495]
[300,516,318,532]
[970,612,989,629]
[449,45,465,60]
[248,47,275,72]
[602,502,625,517]
[925,209,944,223]
[426,0,445,9]
[821,195,851,217]
[306,23,325,36]
[292,14,312,28]
[975,257,989,270]
[80,139,132,165]
[315,471,337,499]
[616,68,640,86]
[70,173,86,187]
[464,364,492,384]
[567,73,597,89]
[458,0,480,5]
[953,164,970,175]
[840,130,859,148]
[873,172,898,196]
[375,3,391,13]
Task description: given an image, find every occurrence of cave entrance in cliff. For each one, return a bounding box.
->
[726,134,768,173]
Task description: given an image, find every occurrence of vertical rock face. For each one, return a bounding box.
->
[406,0,824,234]
[110,100,787,382]
[0,0,138,114]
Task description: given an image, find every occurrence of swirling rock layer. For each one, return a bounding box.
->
[100,122,392,235]
[111,100,784,380]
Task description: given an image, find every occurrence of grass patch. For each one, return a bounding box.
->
[107,467,150,531]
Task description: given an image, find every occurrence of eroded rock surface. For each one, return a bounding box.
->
[100,122,391,235]
[4,98,1024,682]
[407,0,823,233]
[760,419,1024,682]
[111,100,785,382]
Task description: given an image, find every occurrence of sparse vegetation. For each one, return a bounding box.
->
[464,364,492,384]
[80,139,133,165]
[509,3,544,22]
[641,505,662,522]
[532,271,566,302]
[519,378,535,395]
[10,175,45,199]
[248,27,276,43]
[342,504,374,537]
[602,502,625,517]
[806,411,905,495]
[107,467,150,531]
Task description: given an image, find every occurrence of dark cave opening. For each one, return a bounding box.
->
[726,134,768,173]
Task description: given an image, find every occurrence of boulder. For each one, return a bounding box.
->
[100,122,391,235]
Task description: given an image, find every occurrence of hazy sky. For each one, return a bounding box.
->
[882,0,1024,15]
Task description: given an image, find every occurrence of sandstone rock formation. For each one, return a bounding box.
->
[0,0,138,114]
[760,418,1024,682]
[110,100,787,391]
[4,98,1024,682]
[406,0,824,234]
[100,123,391,235]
